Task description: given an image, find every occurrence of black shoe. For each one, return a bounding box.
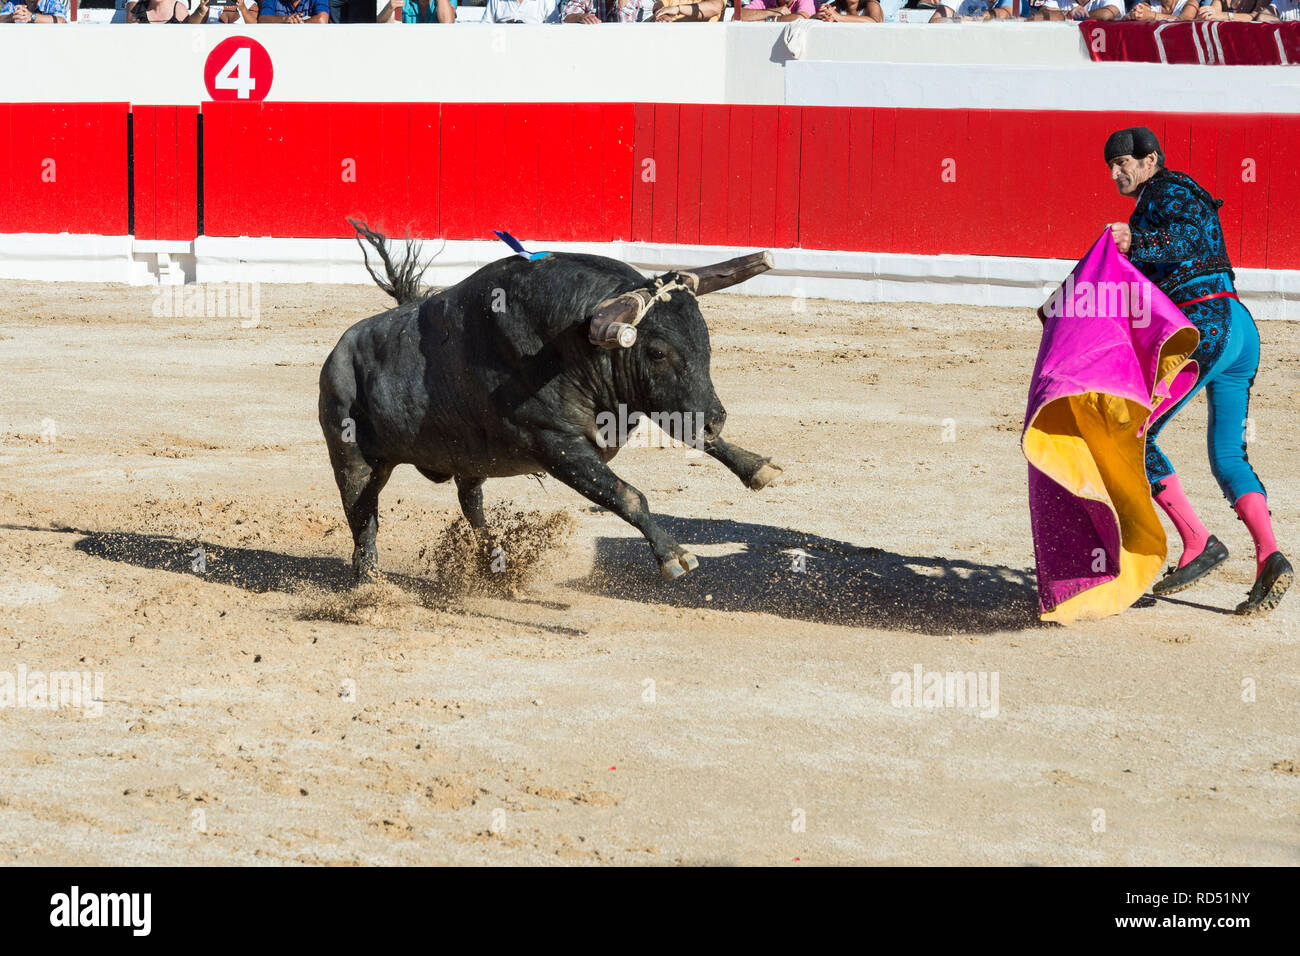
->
[1151,536,1229,596]
[1235,552,1294,617]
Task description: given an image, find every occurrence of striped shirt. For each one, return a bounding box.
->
[561,0,646,19]
[1,0,70,17]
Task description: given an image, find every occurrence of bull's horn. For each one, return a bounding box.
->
[589,289,653,349]
[679,251,774,296]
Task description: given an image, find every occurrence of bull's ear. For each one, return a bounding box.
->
[678,251,774,296]
[588,288,654,350]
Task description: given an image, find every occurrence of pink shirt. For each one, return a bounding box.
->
[743,0,816,11]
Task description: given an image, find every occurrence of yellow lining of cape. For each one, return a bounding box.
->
[1022,327,1199,623]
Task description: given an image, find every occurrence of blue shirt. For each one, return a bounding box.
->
[402,0,456,19]
[2,0,69,16]
[259,0,328,15]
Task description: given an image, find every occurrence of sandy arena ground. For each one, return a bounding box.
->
[0,278,1297,866]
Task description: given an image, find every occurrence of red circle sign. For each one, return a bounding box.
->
[204,36,274,103]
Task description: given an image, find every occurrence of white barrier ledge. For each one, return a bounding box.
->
[188,236,1299,322]
[0,234,143,284]
[3,233,1294,320]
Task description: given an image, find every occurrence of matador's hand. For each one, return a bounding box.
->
[1110,221,1132,255]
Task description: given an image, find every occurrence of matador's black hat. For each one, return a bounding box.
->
[1104,127,1165,168]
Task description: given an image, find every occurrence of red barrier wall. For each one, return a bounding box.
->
[201,102,634,244]
[629,104,1300,270]
[133,106,199,242]
[0,103,129,236]
[5,102,1300,271]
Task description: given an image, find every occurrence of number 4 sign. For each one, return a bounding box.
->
[204,37,274,102]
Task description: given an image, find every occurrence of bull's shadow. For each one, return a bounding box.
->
[67,528,355,594]
[567,514,1043,635]
[8,524,581,635]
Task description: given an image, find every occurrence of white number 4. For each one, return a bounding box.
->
[216,47,256,100]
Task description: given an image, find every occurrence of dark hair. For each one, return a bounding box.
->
[1104,127,1165,170]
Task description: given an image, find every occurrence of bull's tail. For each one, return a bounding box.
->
[349,218,431,306]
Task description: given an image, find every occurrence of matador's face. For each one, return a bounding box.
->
[1108,153,1159,198]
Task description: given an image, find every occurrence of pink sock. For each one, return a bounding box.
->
[1234,492,1279,576]
[1153,474,1210,568]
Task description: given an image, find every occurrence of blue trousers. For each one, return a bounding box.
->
[1145,293,1265,505]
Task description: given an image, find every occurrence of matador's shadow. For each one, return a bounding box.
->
[566,514,1043,635]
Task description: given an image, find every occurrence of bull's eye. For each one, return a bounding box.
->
[649,348,667,362]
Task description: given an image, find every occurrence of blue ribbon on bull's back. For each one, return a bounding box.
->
[493,230,550,260]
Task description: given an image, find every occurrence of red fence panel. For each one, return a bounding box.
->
[648,104,680,246]
[0,103,129,236]
[773,105,802,250]
[630,103,655,243]
[534,103,575,242]
[204,101,441,239]
[600,103,635,243]
[1264,115,1300,273]
[699,105,731,247]
[133,105,199,241]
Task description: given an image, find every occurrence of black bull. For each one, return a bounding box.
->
[319,224,784,583]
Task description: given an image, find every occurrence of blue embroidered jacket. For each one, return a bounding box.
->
[1128,168,1237,371]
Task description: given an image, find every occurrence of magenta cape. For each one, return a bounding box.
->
[1023,231,1200,623]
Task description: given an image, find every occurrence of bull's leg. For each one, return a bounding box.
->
[330,444,393,583]
[538,437,697,581]
[454,476,487,531]
[702,436,783,491]
[453,475,495,576]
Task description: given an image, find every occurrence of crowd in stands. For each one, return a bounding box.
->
[2,0,1295,23]
[931,0,1298,19]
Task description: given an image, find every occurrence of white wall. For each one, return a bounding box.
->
[21,21,1296,111]
[787,60,1300,112]
[4,23,746,105]
[2,22,1104,107]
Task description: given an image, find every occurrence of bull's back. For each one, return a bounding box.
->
[320,296,540,477]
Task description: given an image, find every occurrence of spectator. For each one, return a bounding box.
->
[126,0,189,19]
[0,0,68,20]
[484,0,561,21]
[815,0,908,21]
[930,0,1013,18]
[1196,0,1266,18]
[379,0,456,20]
[1259,0,1299,18]
[1078,0,1125,18]
[1127,0,1196,17]
[1030,0,1121,17]
[563,0,643,18]
[929,0,992,19]
[652,0,725,18]
[259,0,329,19]
[186,0,258,20]
[737,0,813,19]
[1028,0,1067,16]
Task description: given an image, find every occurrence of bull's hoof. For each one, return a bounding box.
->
[352,554,382,587]
[660,551,699,581]
[748,460,784,491]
